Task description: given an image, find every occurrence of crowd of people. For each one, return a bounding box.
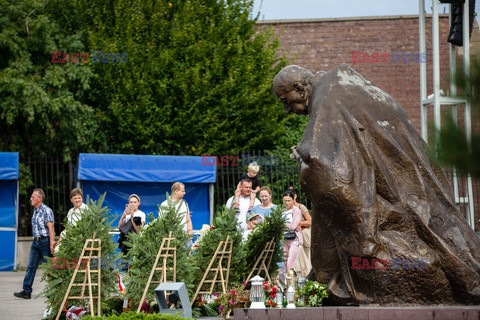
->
[226,162,312,278]
[14,162,312,299]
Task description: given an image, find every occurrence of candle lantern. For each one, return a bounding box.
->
[286,281,296,308]
[298,277,306,291]
[285,273,292,291]
[249,275,265,309]
[285,269,297,308]
[275,291,283,308]
[286,268,297,291]
[297,277,306,304]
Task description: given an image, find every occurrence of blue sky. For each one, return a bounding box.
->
[252,0,480,23]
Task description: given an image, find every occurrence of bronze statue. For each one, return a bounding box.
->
[274,64,480,305]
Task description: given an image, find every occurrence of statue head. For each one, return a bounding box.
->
[273,65,315,115]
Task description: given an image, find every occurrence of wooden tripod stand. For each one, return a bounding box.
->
[190,235,233,305]
[136,232,177,313]
[56,235,101,320]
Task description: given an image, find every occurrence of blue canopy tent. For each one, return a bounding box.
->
[77,154,216,232]
[0,152,19,271]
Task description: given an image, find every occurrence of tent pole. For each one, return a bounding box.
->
[209,184,214,225]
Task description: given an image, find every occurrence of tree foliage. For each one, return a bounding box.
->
[124,196,193,309]
[82,0,291,155]
[0,0,98,161]
[40,194,120,319]
[437,56,480,177]
[241,205,286,278]
[190,206,244,291]
[1,0,303,159]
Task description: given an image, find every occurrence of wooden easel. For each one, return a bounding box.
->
[190,235,233,305]
[137,232,177,313]
[56,234,101,320]
[245,238,276,283]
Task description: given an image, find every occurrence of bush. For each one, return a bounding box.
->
[190,206,244,296]
[298,280,329,307]
[125,195,193,309]
[241,205,286,279]
[40,194,120,319]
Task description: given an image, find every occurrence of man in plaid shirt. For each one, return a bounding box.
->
[14,188,55,299]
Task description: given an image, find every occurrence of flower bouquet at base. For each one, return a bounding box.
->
[297,280,328,307]
[263,281,278,308]
[215,283,249,318]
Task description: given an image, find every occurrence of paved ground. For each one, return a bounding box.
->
[0,270,222,320]
[0,270,47,320]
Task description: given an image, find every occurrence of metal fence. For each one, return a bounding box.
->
[17,152,479,236]
[19,155,74,236]
[213,150,309,209]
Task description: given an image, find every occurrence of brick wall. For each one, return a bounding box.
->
[257,15,479,134]
[257,15,480,231]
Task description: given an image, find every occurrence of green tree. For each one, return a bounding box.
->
[40,195,120,319]
[125,196,193,309]
[2,0,305,158]
[46,0,295,155]
[437,57,480,177]
[190,206,244,297]
[0,0,98,161]
[241,205,285,279]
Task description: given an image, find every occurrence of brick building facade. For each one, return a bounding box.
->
[257,15,480,231]
[258,14,479,133]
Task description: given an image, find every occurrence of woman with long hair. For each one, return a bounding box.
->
[282,189,303,272]
[289,187,312,277]
[251,186,277,218]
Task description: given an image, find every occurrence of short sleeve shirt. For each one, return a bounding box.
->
[67,203,88,226]
[251,204,277,218]
[159,198,189,232]
[32,203,54,237]
[124,210,146,224]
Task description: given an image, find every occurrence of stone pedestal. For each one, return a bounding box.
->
[234,306,480,320]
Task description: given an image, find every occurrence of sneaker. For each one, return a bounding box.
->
[13,291,31,299]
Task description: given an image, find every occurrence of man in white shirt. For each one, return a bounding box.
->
[226,179,260,232]
[159,182,193,237]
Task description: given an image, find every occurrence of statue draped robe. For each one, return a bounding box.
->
[293,64,480,305]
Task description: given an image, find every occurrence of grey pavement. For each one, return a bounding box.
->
[0,270,47,320]
[0,270,224,320]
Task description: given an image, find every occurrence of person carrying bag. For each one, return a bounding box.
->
[282,190,303,273]
[117,194,146,256]
[118,218,134,252]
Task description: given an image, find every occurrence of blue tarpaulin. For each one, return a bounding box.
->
[78,154,216,183]
[0,152,19,180]
[77,154,216,230]
[0,152,19,271]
